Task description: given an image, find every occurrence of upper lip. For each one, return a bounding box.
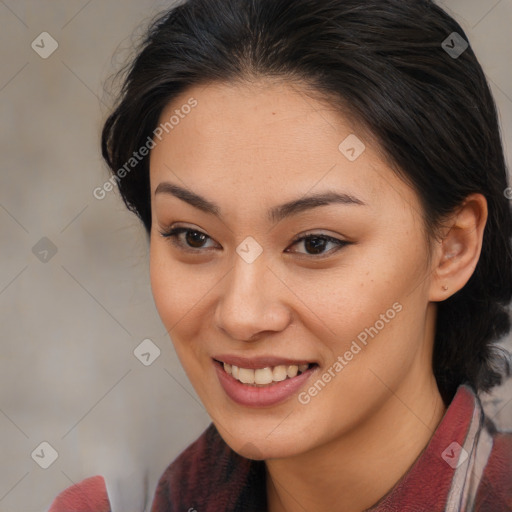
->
[213,355,316,369]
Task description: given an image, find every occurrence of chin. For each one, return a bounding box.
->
[218,423,311,461]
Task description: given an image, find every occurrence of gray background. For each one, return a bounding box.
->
[0,1,511,511]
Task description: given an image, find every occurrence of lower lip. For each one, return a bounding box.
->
[214,360,318,408]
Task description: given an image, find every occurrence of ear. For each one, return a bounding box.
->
[429,193,488,302]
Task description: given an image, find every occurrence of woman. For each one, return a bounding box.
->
[49,0,512,510]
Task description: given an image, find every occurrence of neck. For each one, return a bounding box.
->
[265,371,446,512]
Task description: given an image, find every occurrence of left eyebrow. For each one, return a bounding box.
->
[154,182,366,224]
[268,191,366,223]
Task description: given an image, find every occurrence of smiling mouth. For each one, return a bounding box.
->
[214,359,318,387]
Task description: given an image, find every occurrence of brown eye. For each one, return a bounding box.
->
[304,236,328,254]
[159,227,218,252]
[184,230,208,248]
[287,234,350,257]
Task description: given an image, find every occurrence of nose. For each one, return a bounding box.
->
[214,253,292,342]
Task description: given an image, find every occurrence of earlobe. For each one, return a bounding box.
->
[429,193,488,302]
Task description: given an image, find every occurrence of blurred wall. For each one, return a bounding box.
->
[0,1,511,511]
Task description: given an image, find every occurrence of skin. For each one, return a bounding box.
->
[148,79,487,512]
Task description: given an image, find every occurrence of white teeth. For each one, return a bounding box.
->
[238,367,255,384]
[255,367,274,385]
[287,365,298,378]
[225,363,312,386]
[272,365,287,382]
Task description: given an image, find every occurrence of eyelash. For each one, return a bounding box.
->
[158,226,350,258]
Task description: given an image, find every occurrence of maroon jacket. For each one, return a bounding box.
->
[49,384,512,511]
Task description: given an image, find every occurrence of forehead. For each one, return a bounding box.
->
[149,80,420,220]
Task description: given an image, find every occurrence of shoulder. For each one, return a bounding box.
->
[47,424,263,512]
[475,425,512,511]
[48,475,110,512]
[458,384,512,511]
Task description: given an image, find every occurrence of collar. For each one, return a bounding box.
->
[368,384,489,511]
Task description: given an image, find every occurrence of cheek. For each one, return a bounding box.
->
[149,246,206,379]
[150,248,179,326]
[149,240,222,352]
[149,242,200,334]
[298,236,428,368]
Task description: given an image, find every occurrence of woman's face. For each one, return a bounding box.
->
[149,80,439,459]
